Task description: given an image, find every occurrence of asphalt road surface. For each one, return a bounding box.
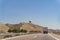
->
[2,34,59,40]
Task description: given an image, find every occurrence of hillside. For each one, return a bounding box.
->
[49,29,60,35]
[6,21,43,33]
[19,22,43,32]
[0,23,9,33]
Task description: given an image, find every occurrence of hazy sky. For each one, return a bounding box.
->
[0,0,60,29]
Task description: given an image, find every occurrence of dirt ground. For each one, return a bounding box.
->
[0,36,4,40]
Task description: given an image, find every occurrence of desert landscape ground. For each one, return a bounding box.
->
[0,21,60,40]
[0,0,60,40]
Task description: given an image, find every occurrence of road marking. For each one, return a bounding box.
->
[48,34,59,40]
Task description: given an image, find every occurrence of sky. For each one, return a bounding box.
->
[0,0,60,29]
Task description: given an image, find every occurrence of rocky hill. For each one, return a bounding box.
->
[19,22,43,32]
[0,23,9,33]
[0,21,44,33]
[6,21,43,33]
[0,21,59,34]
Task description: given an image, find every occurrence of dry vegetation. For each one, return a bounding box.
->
[0,21,44,34]
[0,21,60,39]
[0,22,44,39]
[0,23,9,33]
[5,22,43,33]
[49,29,60,35]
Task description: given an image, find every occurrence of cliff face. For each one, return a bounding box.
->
[0,23,9,33]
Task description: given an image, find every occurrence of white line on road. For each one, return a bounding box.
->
[48,34,59,40]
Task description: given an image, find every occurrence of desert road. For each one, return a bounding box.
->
[2,33,60,40]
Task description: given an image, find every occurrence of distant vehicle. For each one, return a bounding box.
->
[43,27,48,34]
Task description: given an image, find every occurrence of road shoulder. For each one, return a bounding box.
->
[48,33,60,40]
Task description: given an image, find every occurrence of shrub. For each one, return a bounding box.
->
[8,29,12,33]
[20,29,27,33]
[4,35,12,38]
[8,29,27,33]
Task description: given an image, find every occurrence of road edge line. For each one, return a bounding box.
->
[48,33,59,40]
